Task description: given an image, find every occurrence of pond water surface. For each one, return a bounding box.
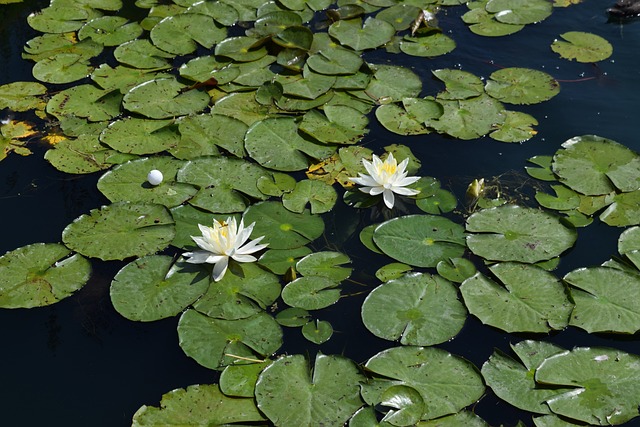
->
[2,1,640,426]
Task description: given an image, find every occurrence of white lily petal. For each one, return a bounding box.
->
[211,257,229,282]
[396,175,421,186]
[383,189,395,209]
[392,186,421,196]
[183,250,212,264]
[350,174,380,187]
[369,186,385,196]
[232,254,257,263]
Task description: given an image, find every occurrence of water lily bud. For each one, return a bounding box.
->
[147,169,163,186]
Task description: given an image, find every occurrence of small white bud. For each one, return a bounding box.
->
[147,169,163,186]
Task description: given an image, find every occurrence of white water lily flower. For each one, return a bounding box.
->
[183,217,267,282]
[350,153,420,209]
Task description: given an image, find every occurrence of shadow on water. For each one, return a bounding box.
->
[2,1,640,426]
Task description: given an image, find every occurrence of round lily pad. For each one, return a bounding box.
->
[150,13,226,55]
[436,257,477,283]
[100,117,181,155]
[282,180,338,214]
[219,361,272,398]
[275,307,311,327]
[365,64,423,102]
[373,215,466,268]
[281,276,341,310]
[301,320,333,344]
[62,202,175,260]
[78,16,143,46]
[123,77,211,119]
[466,205,577,264]
[0,243,91,309]
[485,0,553,25]
[328,17,395,51]
[460,263,573,333]
[426,94,505,140]
[362,272,467,345]
[433,69,484,100]
[296,251,352,282]
[32,53,92,84]
[400,32,456,57]
[110,255,209,321]
[551,31,613,63]
[114,39,173,69]
[462,7,524,37]
[47,84,122,122]
[379,385,424,426]
[484,67,560,105]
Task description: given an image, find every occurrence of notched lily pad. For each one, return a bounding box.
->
[485,67,560,105]
[551,31,613,63]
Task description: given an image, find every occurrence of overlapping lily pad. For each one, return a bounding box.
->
[484,68,560,105]
[362,272,467,345]
[149,13,226,55]
[0,243,91,308]
[123,77,211,119]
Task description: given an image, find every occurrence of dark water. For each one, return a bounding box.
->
[2,1,640,426]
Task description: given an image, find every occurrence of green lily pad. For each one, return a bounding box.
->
[192,262,280,320]
[255,354,365,426]
[214,36,268,62]
[490,110,538,142]
[149,13,226,55]
[274,68,336,100]
[113,39,173,69]
[485,0,553,25]
[379,385,424,426]
[0,243,91,309]
[375,262,412,282]
[436,257,477,283]
[462,6,524,37]
[245,117,336,171]
[99,117,180,155]
[535,185,581,211]
[178,309,282,370]
[365,64,423,102]
[375,4,422,30]
[329,17,395,50]
[362,272,467,345]
[256,172,297,197]
[399,31,456,57]
[375,103,430,136]
[110,255,209,321]
[299,105,369,144]
[466,205,577,263]
[565,266,640,333]
[526,155,556,181]
[296,251,352,282]
[364,346,485,421]
[32,53,92,84]
[47,84,122,122]
[131,383,266,425]
[373,215,466,268]
[187,0,239,25]
[551,32,613,63]
[433,69,484,100]
[122,77,211,119]
[426,94,505,140]
[275,307,311,327]
[173,113,247,159]
[281,276,341,310]
[23,32,103,62]
[27,5,98,33]
[306,33,363,75]
[219,361,271,398]
[281,180,337,214]
[535,347,640,425]
[244,201,324,249]
[302,319,333,344]
[0,82,46,112]
[552,135,640,196]
[91,65,170,94]
[44,134,130,174]
[62,202,175,260]
[481,340,568,414]
[179,56,239,85]
[460,262,573,333]
[416,189,457,214]
[250,10,303,37]
[78,16,143,46]
[417,411,490,426]
[600,190,640,227]
[618,226,640,270]
[484,67,560,105]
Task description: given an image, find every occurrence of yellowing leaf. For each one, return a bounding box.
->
[41,133,68,146]
[1,120,38,139]
[554,0,582,6]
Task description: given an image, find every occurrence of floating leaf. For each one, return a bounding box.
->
[123,77,211,119]
[0,82,47,112]
[27,6,99,33]
[178,309,282,370]
[552,135,640,196]
[281,276,341,310]
[150,13,226,55]
[485,0,553,25]
[100,117,180,155]
[0,243,91,309]
[255,354,364,426]
[62,202,175,260]
[364,346,485,421]
[219,361,271,398]
[462,6,524,37]
[535,347,640,425]
[485,67,560,105]
[417,411,490,426]
[379,385,424,426]
[244,201,324,249]
[47,84,122,122]
[173,113,247,159]
[131,383,266,425]
[426,94,505,140]
[599,190,640,227]
[275,307,311,327]
[466,205,577,263]
[551,31,613,63]
[328,17,395,50]
[306,33,363,75]
[460,263,573,333]
[44,134,130,174]
[114,39,173,69]
[78,16,142,46]
[299,105,369,144]
[400,31,456,57]
[365,64,423,102]
[566,266,640,333]
[490,110,538,142]
[375,262,412,282]
[110,256,209,321]
[373,215,466,268]
[376,4,422,30]
[416,189,457,214]
[433,69,484,100]
[526,155,557,181]
[302,319,333,344]
[436,257,477,283]
[296,251,351,281]
[362,272,467,345]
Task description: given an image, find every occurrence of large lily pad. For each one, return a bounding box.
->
[47,84,122,122]
[425,94,505,140]
[78,16,143,46]
[110,255,209,321]
[123,77,211,119]
[328,17,395,51]
[44,134,131,174]
[460,263,573,333]
[99,117,181,155]
[255,354,365,427]
[0,243,91,309]
[365,64,423,102]
[552,135,640,196]
[361,272,467,345]
[0,82,47,112]
[178,309,282,370]
[32,53,92,84]
[466,205,577,263]
[535,347,640,425]
[131,383,266,425]
[485,0,553,25]
[299,105,369,145]
[62,202,175,260]
[150,13,226,55]
[114,39,173,69]
[173,113,248,159]
[364,346,485,421]
[484,67,560,105]
[373,215,466,268]
[551,32,613,63]
[565,266,640,333]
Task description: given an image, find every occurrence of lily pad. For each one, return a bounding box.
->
[244,201,324,249]
[219,361,272,398]
[433,69,484,100]
[32,53,92,84]
[485,0,553,25]
[328,17,395,51]
[131,383,266,425]
[364,346,485,421]
[379,385,424,426]
[255,354,365,426]
[123,77,211,119]
[484,67,560,105]
[110,255,209,321]
[44,134,130,174]
[281,276,341,310]
[436,257,477,283]
[78,16,143,46]
[299,105,369,145]
[178,309,282,370]
[114,39,173,69]
[373,215,466,268]
[551,31,613,63]
[425,94,505,140]
[47,84,122,122]
[490,110,538,143]
[0,243,91,309]
[192,262,281,320]
[307,33,363,75]
[361,272,467,345]
[365,64,423,102]
[460,262,573,333]
[150,13,226,55]
[173,113,247,159]
[0,82,47,112]
[301,319,333,344]
[399,31,456,57]
[599,190,640,227]
[565,266,640,333]
[462,6,524,37]
[99,117,181,155]
[535,347,640,425]
[296,251,352,281]
[275,307,311,327]
[62,202,175,260]
[466,205,577,263]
